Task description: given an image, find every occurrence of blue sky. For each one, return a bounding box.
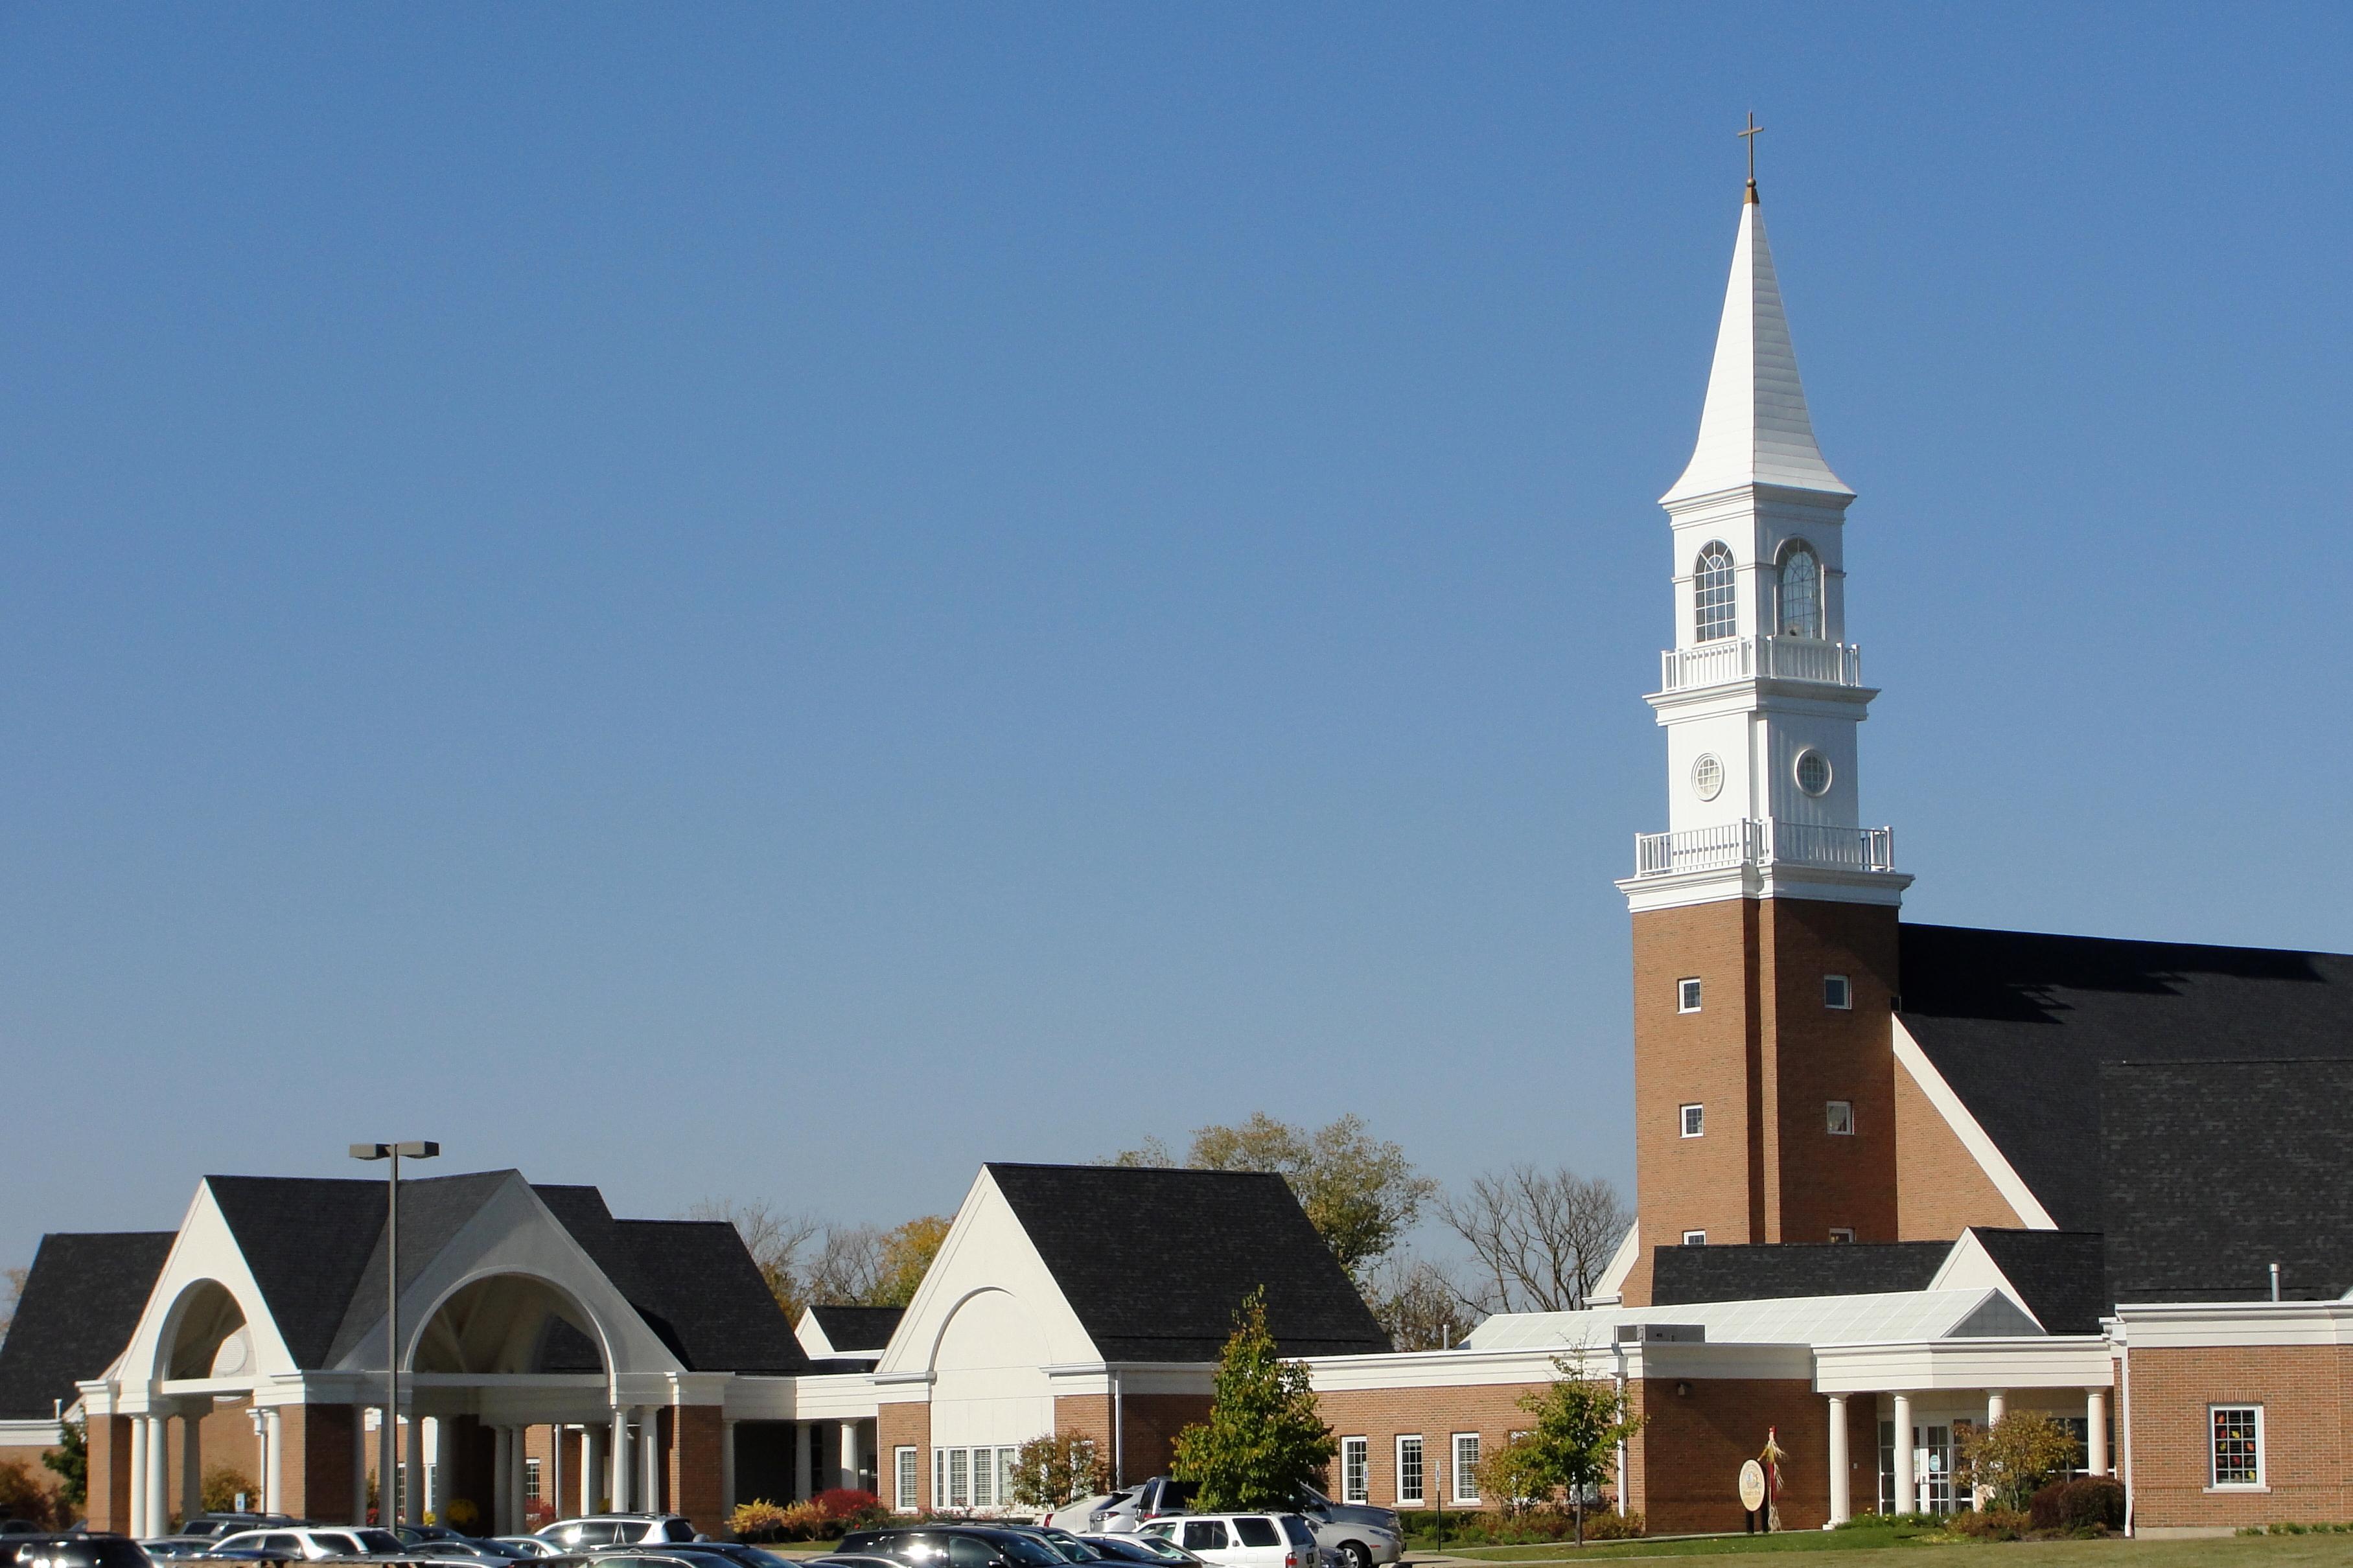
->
[4,5,2349,1273]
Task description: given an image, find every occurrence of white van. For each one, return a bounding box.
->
[1138,1514,1327,1568]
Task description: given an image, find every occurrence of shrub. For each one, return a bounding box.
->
[1008,1433,1108,1510]
[202,1465,258,1513]
[2028,1476,2125,1534]
[524,1500,557,1530]
[728,1500,791,1543]
[0,1459,64,1530]
[1958,1414,2081,1513]
[1946,1509,2028,1541]
[441,1499,480,1532]
[810,1488,881,1523]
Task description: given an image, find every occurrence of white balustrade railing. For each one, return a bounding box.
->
[1631,818,1896,878]
[1659,636,1863,693]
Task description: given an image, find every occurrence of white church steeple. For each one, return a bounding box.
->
[1618,177,1908,913]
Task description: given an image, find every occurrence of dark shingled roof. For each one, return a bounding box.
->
[0,1232,174,1419]
[1897,925,2353,1234]
[2101,1059,2353,1305]
[1967,1230,2109,1335]
[809,1305,905,1354]
[1649,1241,1949,1306]
[985,1164,1391,1361]
[612,1220,809,1374]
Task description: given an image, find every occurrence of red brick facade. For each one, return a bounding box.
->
[1890,1052,2026,1238]
[1310,1384,1548,1508]
[1628,896,1901,1304]
[1051,1393,1211,1489]
[877,1402,932,1511]
[670,1405,727,1534]
[2128,1344,2353,1529]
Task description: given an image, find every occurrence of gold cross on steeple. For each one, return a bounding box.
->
[1739,111,1763,199]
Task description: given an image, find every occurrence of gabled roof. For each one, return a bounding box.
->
[0,1232,174,1419]
[1651,1241,1948,1306]
[2102,1059,2353,1305]
[1898,924,2353,1234]
[1967,1230,2109,1335]
[985,1164,1391,1361]
[307,1171,513,1369]
[808,1305,904,1355]
[611,1220,809,1374]
[1660,190,1851,505]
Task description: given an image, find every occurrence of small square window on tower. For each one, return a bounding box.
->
[1678,977,1703,1012]
[1826,1100,1855,1135]
[1680,1103,1704,1138]
[1824,974,1852,1009]
[1682,1230,1707,1246]
[1829,1227,1856,1243]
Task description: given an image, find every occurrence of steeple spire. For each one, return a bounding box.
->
[1659,188,1851,505]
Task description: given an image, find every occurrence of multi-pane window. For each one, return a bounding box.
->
[524,1457,542,1504]
[1826,1101,1854,1135]
[948,1447,969,1508]
[1824,974,1851,1009]
[1396,1435,1425,1505]
[2212,1406,2262,1486]
[896,1447,918,1512]
[1680,1103,1704,1138]
[1678,978,1704,1013]
[971,1444,995,1508]
[1829,1227,1856,1242]
[1682,1229,1707,1245]
[1341,1436,1369,1504]
[1695,543,1737,642]
[1452,1435,1480,1503]
[1776,544,1822,638]
[999,1447,1019,1506]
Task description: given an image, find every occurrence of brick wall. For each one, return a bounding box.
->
[1890,1049,2026,1238]
[1310,1384,1551,1510]
[87,1416,130,1533]
[877,1403,930,1513]
[281,1403,359,1523]
[2128,1344,2351,1528]
[1633,1377,1831,1536]
[671,1407,726,1536]
[1630,896,1903,1304]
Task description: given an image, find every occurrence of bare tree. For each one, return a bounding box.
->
[0,1266,25,1352]
[686,1199,823,1316]
[1439,1166,1631,1315]
[1359,1256,1479,1352]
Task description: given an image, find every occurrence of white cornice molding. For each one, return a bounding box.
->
[1892,1016,2056,1230]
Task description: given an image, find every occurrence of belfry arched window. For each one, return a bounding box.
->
[1776,542,1822,639]
[1693,542,1737,642]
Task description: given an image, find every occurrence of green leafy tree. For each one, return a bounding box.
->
[1111,1114,1437,1278]
[43,1418,86,1512]
[1959,1413,2081,1512]
[1169,1289,1338,1510]
[1515,1357,1643,1547]
[1005,1433,1106,1509]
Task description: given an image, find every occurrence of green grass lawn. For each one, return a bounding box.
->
[1425,1528,2348,1563]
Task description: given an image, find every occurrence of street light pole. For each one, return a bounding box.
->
[352,1141,439,1525]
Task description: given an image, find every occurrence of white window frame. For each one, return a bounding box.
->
[1829,1227,1856,1243]
[1678,977,1703,1013]
[1680,1103,1704,1138]
[1824,974,1851,1009]
[2210,1404,2265,1490]
[933,1448,945,1510]
[1340,1436,1369,1505]
[1826,1100,1854,1136]
[971,1443,995,1508]
[896,1447,918,1512]
[1682,1229,1706,1246]
[1451,1434,1480,1503]
[999,1447,1019,1508]
[1395,1434,1425,1506]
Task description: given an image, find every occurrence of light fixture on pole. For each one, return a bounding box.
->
[351,1141,439,1525]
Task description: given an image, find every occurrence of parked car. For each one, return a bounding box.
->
[178,1519,299,1543]
[408,1541,542,1562]
[797,1558,903,1568]
[1084,1479,1195,1534]
[1281,1492,1397,1568]
[1135,1516,1321,1568]
[834,1527,1071,1568]
[388,1528,469,1548]
[0,1528,47,1539]
[1035,1496,1123,1535]
[534,1520,698,1552]
[489,1541,566,1560]
[596,1545,785,1568]
[0,1536,152,1568]
[979,1528,1097,1563]
[216,1527,407,1560]
[137,1541,223,1560]
[1076,1536,1202,1566]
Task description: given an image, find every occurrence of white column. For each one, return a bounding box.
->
[128,1417,150,1538]
[1986,1389,2007,1426]
[353,1409,371,1527]
[2087,1389,2109,1476]
[152,1416,173,1535]
[586,1425,607,1514]
[794,1423,813,1502]
[513,1427,529,1529]
[1826,1395,1849,1525]
[637,1409,659,1514]
[494,1426,513,1534]
[721,1421,738,1517]
[839,1420,860,1492]
[404,1413,425,1524]
[183,1414,204,1531]
[610,1408,632,1513]
[550,1425,565,1521]
[264,1409,284,1517]
[1891,1394,1914,1516]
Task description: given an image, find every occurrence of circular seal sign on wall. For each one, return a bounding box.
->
[1738,1459,1767,1513]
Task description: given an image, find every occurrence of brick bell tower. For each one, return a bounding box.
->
[1612,172,1910,1307]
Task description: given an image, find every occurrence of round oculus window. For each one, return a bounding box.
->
[1690,754,1724,801]
[1795,749,1832,797]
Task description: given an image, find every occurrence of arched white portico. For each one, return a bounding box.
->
[925,1287,1052,1511]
